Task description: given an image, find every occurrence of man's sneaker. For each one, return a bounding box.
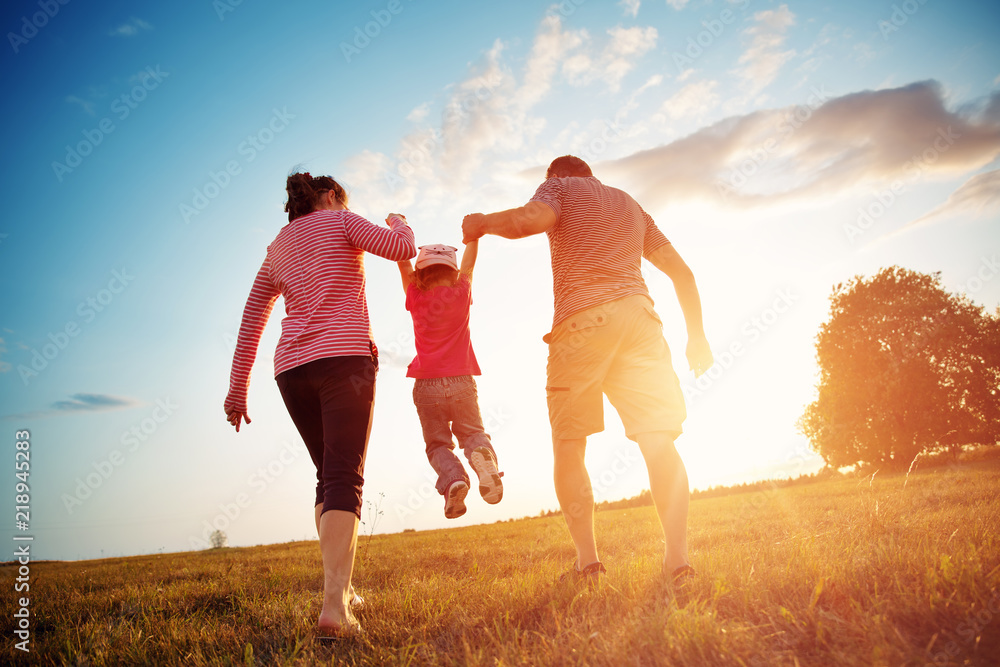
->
[559,560,607,587]
[444,480,469,519]
[470,447,503,504]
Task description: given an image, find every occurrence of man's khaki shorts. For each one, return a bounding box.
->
[545,294,686,441]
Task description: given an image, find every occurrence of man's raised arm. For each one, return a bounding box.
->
[462,201,556,242]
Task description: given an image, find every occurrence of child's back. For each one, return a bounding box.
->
[405,268,480,380]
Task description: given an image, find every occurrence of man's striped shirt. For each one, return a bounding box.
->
[530,176,671,327]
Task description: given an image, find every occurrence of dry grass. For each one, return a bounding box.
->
[3,459,999,665]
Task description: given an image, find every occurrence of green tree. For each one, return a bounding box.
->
[799,267,1000,470]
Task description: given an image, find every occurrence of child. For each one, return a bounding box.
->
[397,238,503,519]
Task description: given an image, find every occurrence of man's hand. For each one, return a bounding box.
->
[462,213,486,243]
[686,336,713,377]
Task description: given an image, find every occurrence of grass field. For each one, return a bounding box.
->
[4,458,999,666]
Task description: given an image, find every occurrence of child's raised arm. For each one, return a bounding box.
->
[460,239,478,278]
[397,260,414,293]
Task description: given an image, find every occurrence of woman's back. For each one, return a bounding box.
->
[267,209,376,366]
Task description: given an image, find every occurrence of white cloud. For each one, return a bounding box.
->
[795,23,838,76]
[109,17,152,37]
[560,75,664,161]
[666,0,690,10]
[439,40,523,178]
[66,95,96,116]
[342,12,660,216]
[517,15,587,110]
[677,68,695,83]
[3,394,140,420]
[0,337,9,373]
[342,40,524,223]
[904,169,1000,231]
[659,80,720,120]
[602,26,658,91]
[853,41,877,67]
[730,4,796,104]
[407,103,430,123]
[620,0,641,18]
[601,81,1000,216]
[562,53,591,82]
[565,25,658,92]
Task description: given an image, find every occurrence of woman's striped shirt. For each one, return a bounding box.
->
[226,210,416,413]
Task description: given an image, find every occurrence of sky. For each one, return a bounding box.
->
[1,0,998,562]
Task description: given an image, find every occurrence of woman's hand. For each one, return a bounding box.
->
[386,213,407,227]
[224,397,252,432]
[226,408,251,432]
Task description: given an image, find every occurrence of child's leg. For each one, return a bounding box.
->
[413,379,470,496]
[450,377,496,461]
[450,377,503,504]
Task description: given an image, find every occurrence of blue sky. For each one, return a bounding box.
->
[2,0,998,561]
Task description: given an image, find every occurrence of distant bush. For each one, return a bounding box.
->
[532,468,843,518]
[853,443,1000,477]
[596,489,652,511]
[209,530,227,549]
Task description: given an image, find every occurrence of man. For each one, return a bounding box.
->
[462,155,713,583]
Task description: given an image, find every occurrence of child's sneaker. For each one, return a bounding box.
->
[444,480,469,519]
[470,447,503,504]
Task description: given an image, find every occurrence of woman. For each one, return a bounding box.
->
[224,172,415,637]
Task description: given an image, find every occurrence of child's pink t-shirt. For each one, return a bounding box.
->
[405,273,481,379]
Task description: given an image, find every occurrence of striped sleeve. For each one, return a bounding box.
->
[225,258,280,414]
[640,205,671,257]
[530,178,563,218]
[342,212,416,261]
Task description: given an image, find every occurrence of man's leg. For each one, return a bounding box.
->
[636,431,689,573]
[553,436,599,569]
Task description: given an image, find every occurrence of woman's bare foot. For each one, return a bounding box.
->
[316,607,362,639]
[317,585,362,636]
[348,584,365,609]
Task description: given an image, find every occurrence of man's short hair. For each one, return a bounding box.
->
[546,155,593,179]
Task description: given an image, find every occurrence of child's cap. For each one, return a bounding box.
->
[415,244,458,270]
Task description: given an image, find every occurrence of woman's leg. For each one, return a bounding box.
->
[278,356,374,633]
[316,509,361,631]
[315,357,375,631]
[316,504,361,607]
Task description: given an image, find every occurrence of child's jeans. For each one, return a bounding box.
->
[413,375,496,495]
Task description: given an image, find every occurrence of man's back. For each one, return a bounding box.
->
[530,176,671,326]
